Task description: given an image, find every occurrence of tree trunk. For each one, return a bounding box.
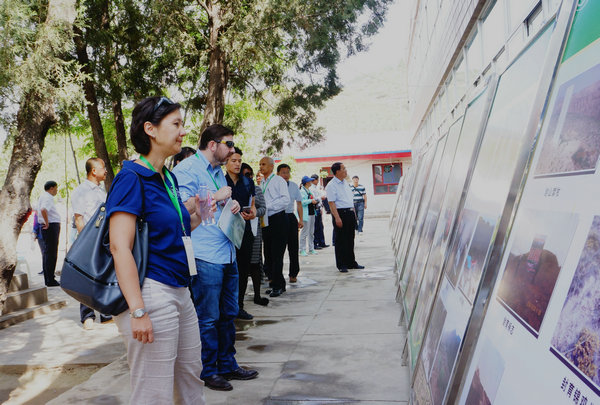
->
[0,0,76,313]
[112,97,129,165]
[200,1,229,133]
[73,26,115,189]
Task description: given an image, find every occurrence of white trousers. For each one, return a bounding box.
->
[299,214,315,252]
[115,278,206,405]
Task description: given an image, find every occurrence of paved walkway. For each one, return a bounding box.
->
[0,217,409,404]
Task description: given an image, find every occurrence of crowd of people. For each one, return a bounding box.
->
[31,96,368,404]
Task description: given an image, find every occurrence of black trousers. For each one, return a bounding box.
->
[41,223,60,285]
[333,209,357,269]
[236,224,255,309]
[263,211,288,291]
[286,213,300,278]
[314,209,326,248]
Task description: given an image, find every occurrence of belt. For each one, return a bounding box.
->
[337,208,354,212]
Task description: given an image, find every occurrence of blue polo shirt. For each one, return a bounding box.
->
[173,151,235,264]
[105,160,192,288]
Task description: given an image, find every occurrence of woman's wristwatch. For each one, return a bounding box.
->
[130,308,147,318]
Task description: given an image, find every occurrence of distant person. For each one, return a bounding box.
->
[171,146,196,168]
[31,211,45,274]
[225,147,257,320]
[351,175,367,234]
[325,162,364,273]
[259,156,290,297]
[107,96,206,404]
[299,176,318,256]
[311,174,328,249]
[174,124,258,391]
[72,157,112,330]
[37,181,61,287]
[242,163,269,306]
[277,163,303,283]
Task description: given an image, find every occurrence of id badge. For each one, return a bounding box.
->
[182,236,197,276]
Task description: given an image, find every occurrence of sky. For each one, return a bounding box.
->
[337,0,412,84]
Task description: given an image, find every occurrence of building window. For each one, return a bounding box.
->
[372,163,402,194]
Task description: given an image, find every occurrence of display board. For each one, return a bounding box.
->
[413,22,556,405]
[400,136,448,296]
[456,2,600,404]
[408,81,496,371]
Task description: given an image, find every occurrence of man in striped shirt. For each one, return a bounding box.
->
[351,176,367,234]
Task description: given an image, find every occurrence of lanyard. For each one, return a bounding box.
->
[262,173,274,193]
[195,153,221,190]
[139,156,186,235]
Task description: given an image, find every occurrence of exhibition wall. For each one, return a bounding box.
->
[390,1,600,403]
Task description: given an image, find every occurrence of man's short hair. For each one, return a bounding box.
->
[277,163,290,173]
[310,174,319,180]
[44,181,57,190]
[331,162,343,175]
[199,124,234,150]
[352,175,359,180]
[233,146,243,156]
[85,157,103,175]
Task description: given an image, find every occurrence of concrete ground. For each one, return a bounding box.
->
[0,217,409,404]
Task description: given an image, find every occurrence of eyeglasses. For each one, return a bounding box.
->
[153,96,174,112]
[215,139,235,148]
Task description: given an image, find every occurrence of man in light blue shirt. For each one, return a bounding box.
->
[174,124,258,391]
[326,162,365,273]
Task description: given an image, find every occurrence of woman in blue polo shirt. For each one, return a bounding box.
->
[107,96,205,405]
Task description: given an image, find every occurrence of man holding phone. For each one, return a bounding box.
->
[225,147,257,320]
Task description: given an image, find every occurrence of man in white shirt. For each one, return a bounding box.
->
[71,157,111,329]
[325,162,365,273]
[310,174,328,249]
[277,163,303,283]
[259,157,290,297]
[37,181,61,286]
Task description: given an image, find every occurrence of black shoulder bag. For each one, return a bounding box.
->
[60,170,148,316]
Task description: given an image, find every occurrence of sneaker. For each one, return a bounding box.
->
[83,318,95,330]
[237,309,254,320]
[309,250,318,255]
[300,250,308,256]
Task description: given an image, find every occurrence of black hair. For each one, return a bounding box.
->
[233,147,243,156]
[85,157,104,175]
[241,162,253,174]
[199,124,234,150]
[172,146,196,168]
[331,162,343,175]
[130,96,181,155]
[352,175,359,180]
[277,163,290,173]
[44,181,57,190]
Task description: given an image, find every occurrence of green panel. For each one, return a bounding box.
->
[562,0,600,61]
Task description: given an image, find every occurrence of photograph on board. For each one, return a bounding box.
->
[535,63,600,177]
[551,216,600,392]
[497,210,578,334]
[445,208,479,287]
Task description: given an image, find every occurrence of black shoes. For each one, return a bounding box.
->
[237,309,253,320]
[338,267,348,273]
[202,374,233,391]
[254,296,269,306]
[221,367,259,381]
[269,288,284,297]
[46,280,60,287]
[349,263,365,269]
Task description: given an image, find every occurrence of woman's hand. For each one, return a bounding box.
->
[131,314,154,344]
[230,200,241,214]
[241,206,256,220]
